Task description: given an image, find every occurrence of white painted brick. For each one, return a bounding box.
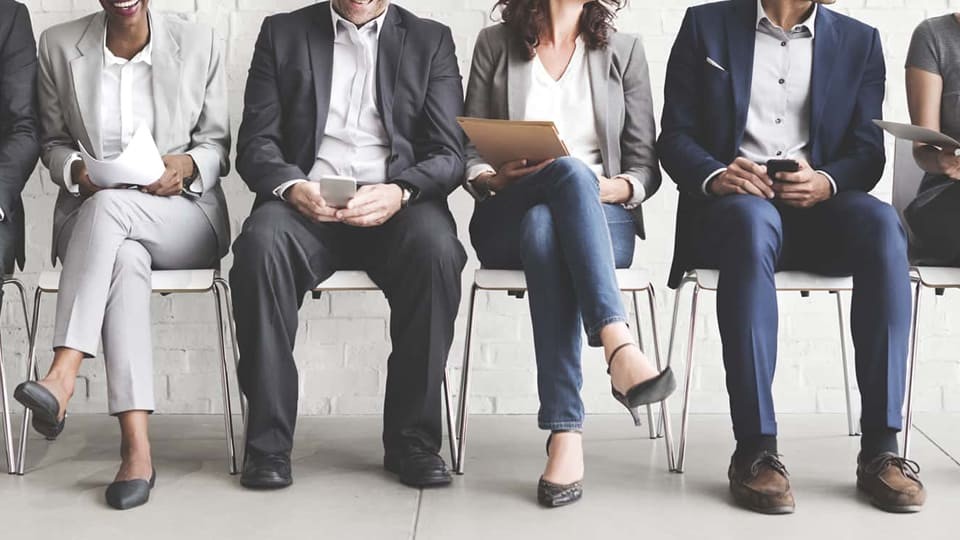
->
[6,0,960,417]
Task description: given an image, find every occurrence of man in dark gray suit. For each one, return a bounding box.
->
[0,0,40,275]
[232,0,466,489]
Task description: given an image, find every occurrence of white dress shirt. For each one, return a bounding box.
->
[63,17,201,196]
[467,38,645,208]
[275,5,391,199]
[703,0,836,194]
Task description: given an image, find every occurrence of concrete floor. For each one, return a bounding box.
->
[0,413,958,540]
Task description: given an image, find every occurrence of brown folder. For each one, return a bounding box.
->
[458,117,570,169]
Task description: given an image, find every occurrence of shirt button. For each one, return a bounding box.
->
[775,118,783,125]
[778,78,785,85]
[776,151,783,156]
[781,41,787,47]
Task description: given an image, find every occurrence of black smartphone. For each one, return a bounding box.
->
[766,159,800,181]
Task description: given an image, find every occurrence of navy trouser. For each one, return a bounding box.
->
[470,157,636,431]
[693,192,910,441]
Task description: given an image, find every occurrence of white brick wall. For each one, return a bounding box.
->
[6,0,960,417]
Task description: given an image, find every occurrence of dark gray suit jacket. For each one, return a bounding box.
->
[0,0,40,272]
[236,2,465,206]
[463,24,661,238]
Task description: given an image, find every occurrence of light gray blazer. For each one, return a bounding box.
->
[463,24,661,238]
[37,11,231,263]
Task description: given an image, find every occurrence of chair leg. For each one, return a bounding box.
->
[833,291,859,437]
[675,283,700,474]
[17,288,44,475]
[0,310,13,474]
[904,280,922,459]
[216,277,246,468]
[644,288,677,472]
[454,285,478,475]
[442,369,458,470]
[630,292,657,440]
[212,281,239,475]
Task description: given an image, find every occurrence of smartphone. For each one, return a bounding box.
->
[317,175,357,209]
[766,159,800,181]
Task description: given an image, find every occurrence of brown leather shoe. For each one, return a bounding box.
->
[728,452,796,514]
[857,453,926,513]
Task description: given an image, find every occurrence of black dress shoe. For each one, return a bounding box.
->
[384,448,452,488]
[105,469,156,510]
[14,381,66,439]
[241,452,293,490]
[606,344,677,426]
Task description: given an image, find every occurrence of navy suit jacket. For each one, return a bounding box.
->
[657,0,886,288]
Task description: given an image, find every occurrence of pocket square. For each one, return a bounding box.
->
[706,57,727,72]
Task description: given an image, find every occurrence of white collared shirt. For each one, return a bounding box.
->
[275,4,391,199]
[703,0,836,194]
[466,38,646,208]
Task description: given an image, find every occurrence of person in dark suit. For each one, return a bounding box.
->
[0,0,40,276]
[232,0,466,490]
[658,0,925,514]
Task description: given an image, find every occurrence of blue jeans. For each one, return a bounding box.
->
[693,192,910,441]
[470,157,637,431]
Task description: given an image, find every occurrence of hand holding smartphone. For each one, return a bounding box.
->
[317,175,357,209]
[766,159,800,182]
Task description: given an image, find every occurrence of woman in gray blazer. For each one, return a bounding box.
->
[464,0,673,508]
[14,0,230,510]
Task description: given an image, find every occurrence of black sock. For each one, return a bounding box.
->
[734,435,778,464]
[861,429,899,461]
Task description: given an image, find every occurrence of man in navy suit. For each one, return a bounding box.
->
[658,0,925,514]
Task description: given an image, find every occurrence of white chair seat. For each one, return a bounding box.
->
[313,271,379,291]
[692,269,853,292]
[37,269,216,293]
[474,268,652,291]
[912,266,960,289]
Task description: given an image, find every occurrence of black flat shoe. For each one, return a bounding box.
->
[384,448,452,488]
[240,452,292,490]
[537,431,583,508]
[607,343,677,426]
[14,381,66,439]
[105,469,156,510]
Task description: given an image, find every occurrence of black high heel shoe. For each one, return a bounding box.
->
[106,469,157,510]
[14,381,67,439]
[537,431,583,508]
[607,343,677,426]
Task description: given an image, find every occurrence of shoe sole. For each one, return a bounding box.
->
[399,474,453,488]
[857,483,923,513]
[744,504,796,515]
[240,478,293,490]
[14,385,65,439]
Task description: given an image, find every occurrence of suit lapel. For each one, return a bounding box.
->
[69,13,106,157]
[726,0,757,149]
[149,13,182,152]
[586,46,612,175]
[506,41,529,119]
[809,7,840,160]
[308,5,335,153]
[377,6,405,141]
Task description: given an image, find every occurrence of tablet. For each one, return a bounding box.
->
[458,117,570,169]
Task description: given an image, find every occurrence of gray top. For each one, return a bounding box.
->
[906,14,960,205]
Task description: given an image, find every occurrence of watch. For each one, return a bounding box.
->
[400,187,413,208]
[181,158,200,196]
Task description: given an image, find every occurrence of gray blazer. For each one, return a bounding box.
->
[463,24,661,238]
[37,12,231,263]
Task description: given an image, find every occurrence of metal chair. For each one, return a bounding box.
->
[0,276,31,474]
[892,137,949,458]
[309,271,460,471]
[455,268,677,475]
[16,269,240,476]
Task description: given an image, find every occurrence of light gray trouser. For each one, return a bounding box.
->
[54,190,217,415]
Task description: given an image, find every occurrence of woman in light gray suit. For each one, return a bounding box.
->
[14,0,230,510]
[463,0,673,508]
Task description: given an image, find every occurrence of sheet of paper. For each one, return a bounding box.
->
[874,120,960,155]
[79,124,166,188]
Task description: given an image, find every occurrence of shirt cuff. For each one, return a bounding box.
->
[63,153,82,196]
[466,163,496,183]
[274,179,307,201]
[616,174,646,210]
[702,168,727,195]
[815,170,838,196]
[0,207,4,222]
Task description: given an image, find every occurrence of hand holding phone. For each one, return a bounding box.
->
[766,159,800,182]
[317,175,358,209]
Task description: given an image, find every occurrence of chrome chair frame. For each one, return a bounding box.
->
[308,271,460,471]
[455,268,677,475]
[15,270,241,476]
[667,270,877,473]
[0,277,31,474]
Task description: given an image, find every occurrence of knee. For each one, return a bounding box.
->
[401,230,466,276]
[718,196,782,261]
[112,241,150,280]
[547,157,599,193]
[82,189,132,216]
[520,205,560,263]
[856,202,907,262]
